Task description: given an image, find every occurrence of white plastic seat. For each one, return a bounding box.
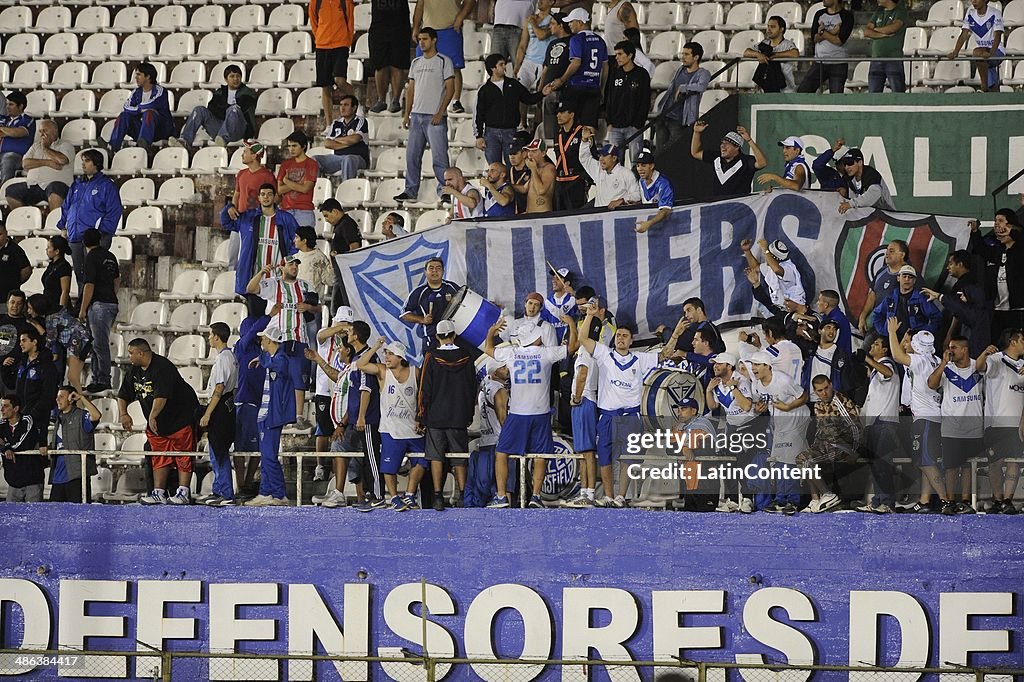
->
[902,27,928,55]
[719,60,759,89]
[257,117,295,145]
[274,32,313,61]
[698,88,729,117]
[217,147,246,176]
[151,178,197,207]
[152,32,195,61]
[235,32,272,60]
[281,59,316,88]
[681,3,723,31]
[247,60,286,89]
[184,146,229,175]
[107,148,150,177]
[907,60,932,86]
[923,59,971,85]
[73,7,111,33]
[415,209,450,232]
[449,118,477,148]
[143,148,188,177]
[119,301,169,332]
[22,267,45,295]
[648,31,685,61]
[287,87,322,115]
[106,6,149,32]
[796,2,826,29]
[19,237,49,266]
[643,3,683,30]
[94,397,122,431]
[4,61,47,89]
[719,30,764,59]
[44,62,87,90]
[351,32,369,59]
[1006,59,1024,84]
[28,6,71,34]
[846,60,870,88]
[61,119,98,147]
[201,239,232,268]
[312,177,333,206]
[918,27,962,55]
[165,61,207,89]
[917,0,964,27]
[462,61,487,90]
[335,178,372,207]
[88,62,127,90]
[158,305,210,334]
[122,206,164,236]
[1004,29,1024,55]
[1004,0,1024,27]
[0,7,31,34]
[119,178,156,207]
[177,366,207,397]
[691,30,726,60]
[222,4,265,32]
[343,209,372,239]
[454,148,486,175]
[716,2,762,31]
[362,150,406,180]
[762,2,802,29]
[784,29,806,54]
[74,34,116,62]
[94,89,132,118]
[463,32,490,60]
[119,33,157,61]
[199,271,238,301]
[265,5,304,31]
[25,91,55,118]
[354,2,371,31]
[150,5,187,32]
[205,302,246,333]
[363,177,406,207]
[255,87,292,115]
[651,61,681,90]
[701,60,732,85]
[109,235,133,262]
[175,88,213,116]
[402,183,442,209]
[196,32,233,61]
[189,6,227,34]
[5,207,42,237]
[2,34,40,62]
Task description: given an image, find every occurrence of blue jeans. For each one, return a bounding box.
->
[180,104,247,146]
[868,61,906,93]
[606,125,642,165]
[404,113,449,196]
[484,127,515,167]
[313,153,367,181]
[87,301,119,387]
[258,423,286,499]
[286,209,316,227]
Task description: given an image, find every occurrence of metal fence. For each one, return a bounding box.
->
[2,649,1020,681]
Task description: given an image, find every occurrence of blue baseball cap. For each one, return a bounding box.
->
[598,143,619,157]
[675,397,699,410]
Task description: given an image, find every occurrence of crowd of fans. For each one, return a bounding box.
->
[0,0,1020,513]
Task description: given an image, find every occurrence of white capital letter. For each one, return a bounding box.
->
[287,583,369,682]
[465,584,553,681]
[849,591,928,682]
[209,583,280,681]
[737,587,816,682]
[58,580,128,678]
[0,579,50,675]
[136,580,201,678]
[380,583,456,681]
[562,587,640,682]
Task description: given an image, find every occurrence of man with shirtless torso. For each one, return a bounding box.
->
[524,138,555,213]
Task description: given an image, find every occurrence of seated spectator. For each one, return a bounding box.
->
[381,212,409,239]
[5,119,73,212]
[0,395,42,502]
[49,386,102,503]
[40,236,73,312]
[79,229,120,394]
[798,0,854,94]
[576,129,639,209]
[634,147,675,234]
[756,136,811,192]
[838,148,895,213]
[277,131,318,228]
[948,0,1004,92]
[474,53,542,166]
[478,162,516,218]
[691,122,767,196]
[0,91,35,185]
[654,43,709,151]
[744,16,800,93]
[921,250,991,357]
[57,149,122,286]
[171,64,256,148]
[0,224,32,306]
[108,62,173,151]
[314,95,370,180]
[871,264,942,338]
[969,209,1024,334]
[441,167,483,219]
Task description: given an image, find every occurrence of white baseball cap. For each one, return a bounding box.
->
[258,324,286,343]
[750,351,774,366]
[384,341,407,358]
[778,136,804,149]
[517,325,543,346]
[436,319,457,336]
[333,306,354,323]
[712,352,738,367]
[767,240,790,261]
[566,7,590,22]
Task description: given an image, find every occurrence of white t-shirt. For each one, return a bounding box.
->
[494,345,567,415]
[494,0,533,27]
[752,372,810,422]
[504,314,559,347]
[760,260,806,307]
[939,361,984,438]
[862,357,899,425]
[573,347,599,403]
[983,351,1024,429]
[477,377,505,447]
[808,345,837,403]
[591,343,659,412]
[765,340,804,386]
[24,140,75,189]
[314,335,341,396]
[209,347,239,400]
[379,367,419,439]
[907,353,941,422]
[752,372,808,462]
[710,374,756,427]
[963,6,1003,49]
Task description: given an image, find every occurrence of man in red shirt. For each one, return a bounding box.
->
[227,140,276,268]
[277,131,319,228]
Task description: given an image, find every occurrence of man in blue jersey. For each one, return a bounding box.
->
[400,257,461,356]
[108,62,173,151]
[230,305,273,501]
[542,8,607,128]
[634,147,674,234]
[756,136,812,191]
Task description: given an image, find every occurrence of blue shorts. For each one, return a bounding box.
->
[283,341,310,392]
[235,403,260,454]
[597,408,641,467]
[912,420,941,468]
[495,413,554,456]
[571,398,597,452]
[380,433,427,474]
[417,27,465,69]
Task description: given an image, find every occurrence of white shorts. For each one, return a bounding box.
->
[770,429,807,465]
[517,60,543,91]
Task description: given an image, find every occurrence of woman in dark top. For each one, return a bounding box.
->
[41,236,73,311]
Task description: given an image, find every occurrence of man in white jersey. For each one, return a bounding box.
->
[887,318,957,515]
[948,0,1004,92]
[441,166,483,220]
[977,331,1024,513]
[503,292,559,347]
[355,338,428,512]
[705,352,757,513]
[564,343,599,507]
[740,317,804,386]
[484,313,578,508]
[247,255,319,430]
[742,238,806,310]
[856,335,902,513]
[578,307,683,507]
[312,306,354,482]
[308,337,362,508]
[467,360,510,507]
[928,336,983,514]
[749,351,810,514]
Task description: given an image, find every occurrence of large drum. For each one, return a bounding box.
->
[442,286,502,349]
[641,368,705,430]
[529,433,580,504]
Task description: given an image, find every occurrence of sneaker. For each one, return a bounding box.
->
[393,191,414,202]
[594,496,614,508]
[738,498,754,514]
[139,489,168,505]
[715,499,739,513]
[388,99,402,114]
[311,491,329,505]
[874,504,893,514]
[487,495,510,508]
[939,500,958,516]
[855,502,877,513]
[368,495,389,509]
[989,499,1005,514]
[956,502,976,514]
[293,417,314,431]
[213,497,239,506]
[906,501,934,514]
[894,495,917,511]
[321,488,348,508]
[1002,500,1019,515]
[801,499,821,513]
[762,501,785,514]
[351,500,374,512]
[267,497,290,506]
[450,100,465,114]
[313,465,325,481]
[527,495,543,508]
[563,495,591,508]
[817,492,841,512]
[85,382,111,394]
[612,495,628,508]
[243,494,275,506]
[369,100,387,113]
[432,496,445,511]
[403,493,420,510]
[203,495,226,506]
[167,488,191,505]
[391,495,410,512]
[782,502,798,515]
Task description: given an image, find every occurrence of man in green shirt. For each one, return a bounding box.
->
[865,0,908,92]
